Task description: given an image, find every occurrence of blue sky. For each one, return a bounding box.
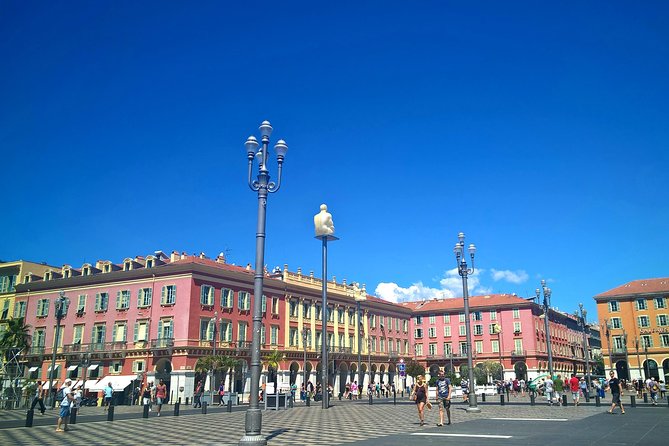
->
[2,1,668,320]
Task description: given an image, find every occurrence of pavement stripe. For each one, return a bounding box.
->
[411,433,513,439]
[489,417,568,422]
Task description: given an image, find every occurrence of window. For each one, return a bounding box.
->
[459,325,466,336]
[338,308,345,324]
[161,285,176,305]
[459,313,465,322]
[491,340,499,353]
[414,328,423,339]
[200,285,215,306]
[474,324,483,335]
[132,360,145,373]
[489,324,497,334]
[146,259,154,268]
[403,320,408,332]
[655,297,667,309]
[238,291,250,310]
[0,274,17,293]
[613,336,624,350]
[221,288,234,308]
[641,335,652,348]
[73,325,84,345]
[443,314,450,323]
[109,361,122,374]
[220,320,232,342]
[200,319,215,340]
[611,317,622,329]
[443,342,452,355]
[414,315,422,325]
[513,322,522,333]
[638,316,650,328]
[134,320,149,343]
[472,311,482,321]
[82,266,90,276]
[443,326,451,337]
[158,318,174,339]
[349,309,356,325]
[1,299,9,319]
[112,322,127,343]
[326,305,333,322]
[271,296,279,314]
[260,325,266,345]
[261,295,267,313]
[514,339,523,352]
[289,328,298,346]
[36,298,49,317]
[490,310,497,321]
[95,293,109,312]
[608,301,620,312]
[138,288,152,307]
[512,309,520,319]
[76,295,87,313]
[459,342,467,355]
[116,290,130,310]
[657,315,668,327]
[636,299,648,310]
[303,302,311,318]
[14,301,26,318]
[428,343,437,355]
[315,304,322,320]
[428,327,436,338]
[289,300,298,318]
[370,314,376,328]
[429,314,436,324]
[661,334,669,347]
[415,343,423,356]
[33,328,46,349]
[238,322,248,342]
[92,324,106,346]
[270,325,279,345]
[475,340,483,353]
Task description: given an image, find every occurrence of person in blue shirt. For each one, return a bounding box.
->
[435,370,452,426]
[103,382,113,411]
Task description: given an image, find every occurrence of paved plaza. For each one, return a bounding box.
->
[0,398,667,445]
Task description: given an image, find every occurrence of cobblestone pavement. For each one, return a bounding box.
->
[0,399,621,446]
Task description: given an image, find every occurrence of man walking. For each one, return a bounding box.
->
[435,370,452,426]
[607,371,625,414]
[569,374,580,406]
[56,379,74,432]
[554,374,564,406]
[648,377,660,406]
[30,380,46,415]
[155,379,167,416]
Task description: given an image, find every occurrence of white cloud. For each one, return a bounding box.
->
[490,269,529,284]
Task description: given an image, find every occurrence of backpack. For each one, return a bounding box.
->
[652,383,659,392]
[55,388,65,402]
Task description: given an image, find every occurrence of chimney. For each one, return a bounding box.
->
[216,252,226,263]
[170,251,179,262]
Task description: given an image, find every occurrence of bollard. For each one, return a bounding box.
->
[70,407,78,424]
[630,395,636,408]
[174,401,180,416]
[562,394,567,406]
[481,393,486,402]
[143,404,150,418]
[500,394,505,406]
[107,405,114,422]
[530,393,535,406]
[227,397,232,413]
[585,393,590,403]
[369,393,373,405]
[393,390,396,406]
[25,409,34,428]
[643,393,648,403]
[185,397,190,405]
[306,395,310,407]
[202,401,207,414]
[595,395,601,407]
[289,396,294,408]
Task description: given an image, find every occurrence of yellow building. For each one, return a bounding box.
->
[595,278,669,381]
[0,260,58,336]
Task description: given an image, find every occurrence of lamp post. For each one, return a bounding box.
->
[367,337,372,392]
[353,285,366,390]
[210,311,218,405]
[48,291,69,408]
[453,232,480,413]
[301,329,308,392]
[314,203,337,409]
[493,324,503,381]
[79,351,90,403]
[643,343,650,379]
[622,329,630,381]
[536,280,554,380]
[604,319,613,373]
[634,338,642,380]
[577,304,591,391]
[239,120,288,446]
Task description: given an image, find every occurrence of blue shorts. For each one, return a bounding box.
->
[59,405,71,418]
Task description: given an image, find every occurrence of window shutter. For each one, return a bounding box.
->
[161,286,167,304]
[157,319,164,338]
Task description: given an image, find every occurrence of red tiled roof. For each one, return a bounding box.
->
[594,278,669,299]
[169,256,255,275]
[399,293,533,312]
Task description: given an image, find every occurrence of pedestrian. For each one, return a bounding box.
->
[30,380,46,415]
[460,378,469,403]
[544,377,554,406]
[344,382,350,399]
[606,371,625,414]
[411,375,429,426]
[56,378,74,432]
[519,378,526,397]
[103,382,113,411]
[648,377,660,406]
[579,377,589,400]
[218,382,226,406]
[73,385,83,412]
[142,382,153,411]
[290,382,297,402]
[569,374,580,406]
[636,378,644,398]
[554,374,563,405]
[155,378,167,416]
[307,380,314,400]
[512,378,520,397]
[659,380,666,399]
[193,381,202,408]
[351,380,359,400]
[435,369,452,426]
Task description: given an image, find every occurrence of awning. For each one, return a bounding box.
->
[47,365,60,372]
[88,375,137,392]
[88,364,99,370]
[42,380,58,390]
[67,365,78,371]
[28,366,39,372]
[84,379,101,390]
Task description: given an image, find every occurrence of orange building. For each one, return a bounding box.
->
[594,278,669,381]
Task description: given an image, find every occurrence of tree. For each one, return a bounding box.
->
[405,361,425,379]
[194,354,223,390]
[592,353,605,376]
[221,356,240,392]
[263,349,285,393]
[0,317,32,359]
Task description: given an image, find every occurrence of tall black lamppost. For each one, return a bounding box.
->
[210,311,218,404]
[301,329,308,391]
[622,329,630,381]
[493,324,503,381]
[643,343,650,379]
[48,291,69,408]
[352,284,366,390]
[604,319,613,373]
[239,120,287,446]
[453,232,480,413]
[634,338,642,380]
[577,304,591,390]
[536,280,554,379]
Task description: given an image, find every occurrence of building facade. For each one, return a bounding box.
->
[595,278,669,381]
[13,251,412,403]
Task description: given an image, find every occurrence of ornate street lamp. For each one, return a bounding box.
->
[239,120,288,446]
[210,311,218,404]
[48,291,69,408]
[536,281,554,379]
[577,303,591,391]
[493,323,503,381]
[454,232,480,413]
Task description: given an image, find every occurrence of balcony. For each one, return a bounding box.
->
[426,353,467,360]
[26,346,46,356]
[511,349,527,357]
[611,347,627,356]
[388,350,399,359]
[151,338,175,349]
[329,346,352,354]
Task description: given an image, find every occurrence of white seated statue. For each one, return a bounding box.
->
[314,204,335,237]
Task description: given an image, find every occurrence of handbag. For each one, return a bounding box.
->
[426,401,432,410]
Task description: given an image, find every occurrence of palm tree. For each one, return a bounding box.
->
[221,356,240,393]
[194,355,223,392]
[263,349,285,394]
[0,317,32,359]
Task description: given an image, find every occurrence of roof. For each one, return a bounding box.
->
[169,256,255,275]
[400,293,534,312]
[594,278,669,300]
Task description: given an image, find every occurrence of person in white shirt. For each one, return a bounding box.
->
[56,379,74,432]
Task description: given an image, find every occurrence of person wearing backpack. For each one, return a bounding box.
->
[648,377,659,406]
[56,379,74,432]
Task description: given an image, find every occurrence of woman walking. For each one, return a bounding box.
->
[411,375,429,426]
